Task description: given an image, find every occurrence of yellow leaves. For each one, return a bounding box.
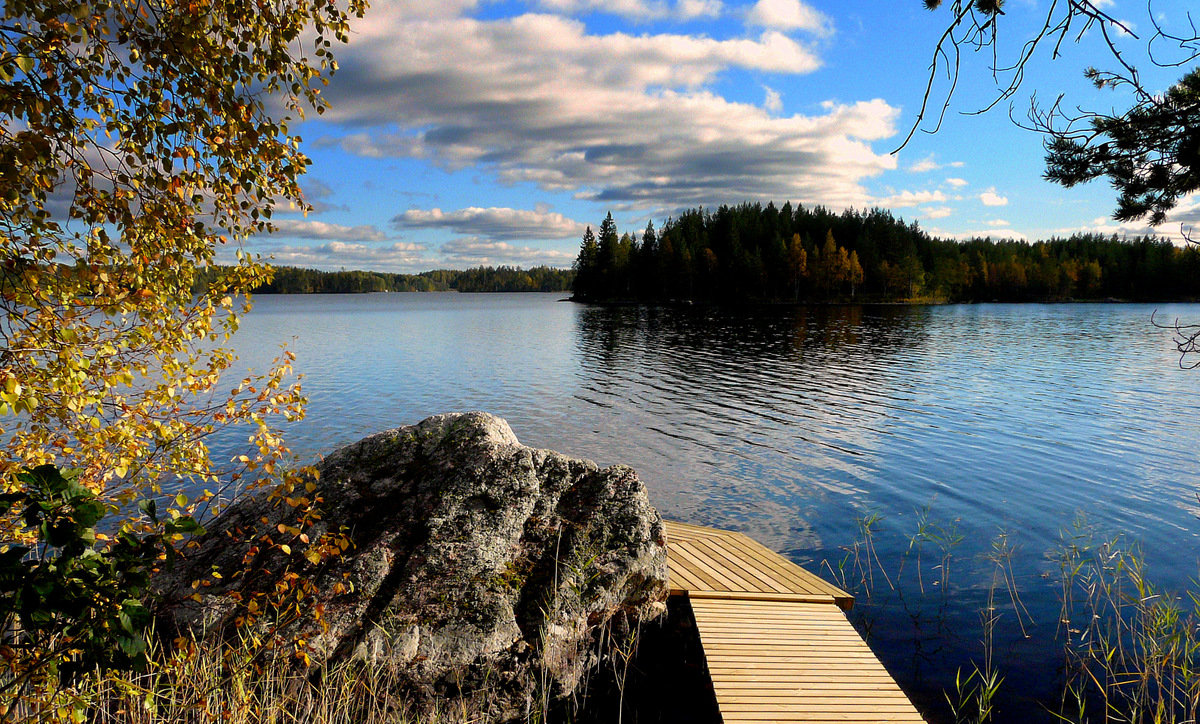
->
[0,0,365,691]
[0,375,35,416]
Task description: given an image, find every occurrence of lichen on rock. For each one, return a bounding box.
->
[156,412,669,721]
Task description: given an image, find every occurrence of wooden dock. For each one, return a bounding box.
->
[664,521,925,723]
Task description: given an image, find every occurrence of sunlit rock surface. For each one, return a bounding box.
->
[158,411,668,721]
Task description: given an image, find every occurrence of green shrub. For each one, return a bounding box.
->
[0,464,201,715]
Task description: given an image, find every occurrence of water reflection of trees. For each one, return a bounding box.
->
[571,304,933,547]
[574,304,932,425]
[575,303,931,371]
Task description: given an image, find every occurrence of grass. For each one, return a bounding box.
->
[0,511,661,724]
[19,505,1193,724]
[7,637,437,724]
[1,535,650,724]
[1053,521,1200,723]
[827,509,1200,724]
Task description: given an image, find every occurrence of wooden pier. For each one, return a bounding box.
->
[664,521,925,723]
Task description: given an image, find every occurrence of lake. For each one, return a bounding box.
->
[222,292,1200,721]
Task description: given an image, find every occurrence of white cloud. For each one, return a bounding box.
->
[876,190,947,208]
[945,177,969,188]
[907,154,964,173]
[1072,195,1200,243]
[922,206,953,219]
[255,241,431,272]
[985,218,1010,227]
[393,206,586,240]
[930,227,1028,241]
[440,237,578,267]
[261,219,391,242]
[241,235,578,273]
[763,85,782,113]
[908,155,939,173]
[536,0,665,19]
[979,188,1009,206]
[533,0,722,20]
[1113,18,1136,37]
[745,0,832,35]
[319,10,899,211]
[677,0,722,19]
[381,0,480,20]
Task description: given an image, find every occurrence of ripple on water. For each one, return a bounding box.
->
[220,295,1200,723]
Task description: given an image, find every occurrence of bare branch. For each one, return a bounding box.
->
[897,0,1147,154]
[1153,310,1200,369]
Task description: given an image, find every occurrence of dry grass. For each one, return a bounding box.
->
[3,637,493,724]
[4,611,642,724]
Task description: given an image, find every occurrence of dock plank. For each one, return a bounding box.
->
[663,521,924,723]
[691,599,924,723]
[664,521,853,609]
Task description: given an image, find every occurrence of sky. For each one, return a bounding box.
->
[239,0,1200,273]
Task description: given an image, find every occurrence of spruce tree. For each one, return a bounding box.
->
[573,226,599,299]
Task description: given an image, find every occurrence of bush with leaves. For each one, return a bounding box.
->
[0,0,365,717]
[0,465,204,717]
[0,0,364,497]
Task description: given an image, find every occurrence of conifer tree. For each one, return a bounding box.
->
[642,220,658,256]
[573,226,599,299]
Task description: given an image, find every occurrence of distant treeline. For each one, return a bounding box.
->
[194,265,574,294]
[572,203,1200,303]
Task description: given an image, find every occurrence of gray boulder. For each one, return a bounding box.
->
[157,412,668,720]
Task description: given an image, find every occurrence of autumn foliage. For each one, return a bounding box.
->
[0,0,365,717]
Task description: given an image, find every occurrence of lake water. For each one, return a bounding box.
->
[222,292,1200,721]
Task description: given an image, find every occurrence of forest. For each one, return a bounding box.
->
[572,203,1200,304]
[194,264,575,294]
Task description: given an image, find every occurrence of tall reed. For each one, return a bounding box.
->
[827,509,1200,724]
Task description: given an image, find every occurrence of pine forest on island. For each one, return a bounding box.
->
[572,204,1200,304]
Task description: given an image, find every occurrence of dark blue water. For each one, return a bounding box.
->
[222,293,1200,721]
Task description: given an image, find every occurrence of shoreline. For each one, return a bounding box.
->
[566,295,1200,307]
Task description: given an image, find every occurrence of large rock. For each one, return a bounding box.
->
[157,412,668,720]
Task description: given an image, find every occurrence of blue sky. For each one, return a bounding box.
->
[240,0,1200,272]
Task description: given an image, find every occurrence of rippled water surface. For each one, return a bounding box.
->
[225,293,1200,721]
